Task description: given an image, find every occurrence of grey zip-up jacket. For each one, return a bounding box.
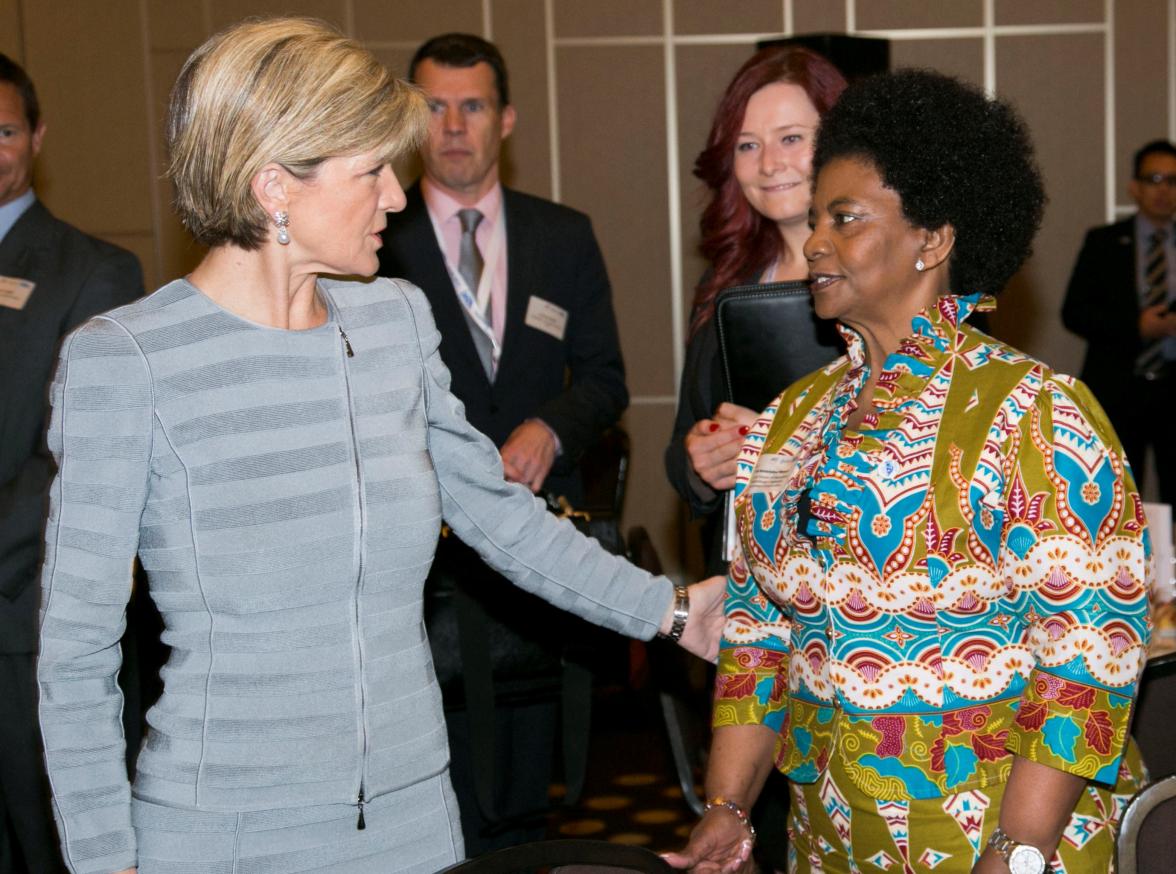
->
[37,277,672,874]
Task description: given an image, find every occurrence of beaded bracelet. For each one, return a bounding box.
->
[704,797,757,843]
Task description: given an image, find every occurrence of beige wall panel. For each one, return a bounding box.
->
[354,0,482,42]
[0,0,23,60]
[554,0,661,38]
[557,46,674,399]
[890,37,984,87]
[619,403,689,579]
[99,231,159,295]
[369,46,416,80]
[857,0,982,30]
[992,34,1104,375]
[23,0,153,236]
[1114,0,1169,204]
[209,0,346,32]
[994,0,1103,25]
[792,0,845,34]
[494,0,552,198]
[368,48,424,188]
[146,0,207,51]
[675,44,762,326]
[675,0,782,36]
[150,49,207,284]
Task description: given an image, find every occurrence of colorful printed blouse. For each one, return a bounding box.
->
[714,294,1152,801]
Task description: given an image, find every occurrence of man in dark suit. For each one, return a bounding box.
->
[0,54,143,873]
[1063,140,1176,506]
[377,34,627,853]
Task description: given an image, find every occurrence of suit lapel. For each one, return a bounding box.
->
[0,201,51,279]
[399,186,491,386]
[1116,218,1140,311]
[498,188,536,381]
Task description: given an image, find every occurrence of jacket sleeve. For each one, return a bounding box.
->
[0,248,144,603]
[665,318,724,518]
[1003,376,1151,785]
[711,395,791,733]
[402,282,672,639]
[37,316,151,874]
[531,215,628,471]
[1061,228,1141,349]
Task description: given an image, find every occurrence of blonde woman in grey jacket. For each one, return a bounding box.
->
[36,18,724,874]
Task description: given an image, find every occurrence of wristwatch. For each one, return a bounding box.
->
[987,826,1046,874]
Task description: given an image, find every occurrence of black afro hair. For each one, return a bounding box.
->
[812,69,1045,298]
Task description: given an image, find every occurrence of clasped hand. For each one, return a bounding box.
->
[684,403,759,491]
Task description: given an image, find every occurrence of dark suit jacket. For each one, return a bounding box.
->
[0,200,144,652]
[1061,217,1148,404]
[377,182,627,503]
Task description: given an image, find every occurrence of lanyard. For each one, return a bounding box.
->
[431,210,506,363]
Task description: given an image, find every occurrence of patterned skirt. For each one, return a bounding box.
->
[786,743,1144,873]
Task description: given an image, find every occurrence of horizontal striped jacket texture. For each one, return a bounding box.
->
[37,277,672,874]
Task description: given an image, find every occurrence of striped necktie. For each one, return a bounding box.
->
[1135,228,1169,379]
[457,208,495,380]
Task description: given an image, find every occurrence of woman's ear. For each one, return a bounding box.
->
[250,163,292,216]
[920,223,956,270]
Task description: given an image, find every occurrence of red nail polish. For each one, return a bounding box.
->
[738,425,750,435]
[708,422,720,432]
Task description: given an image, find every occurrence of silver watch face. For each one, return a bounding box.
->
[1008,843,1046,874]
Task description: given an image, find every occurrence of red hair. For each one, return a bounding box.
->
[689,46,847,338]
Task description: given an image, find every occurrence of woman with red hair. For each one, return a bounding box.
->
[665,45,846,573]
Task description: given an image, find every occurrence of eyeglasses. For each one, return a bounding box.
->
[1137,173,1176,188]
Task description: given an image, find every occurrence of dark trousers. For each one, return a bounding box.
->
[1103,374,1176,506]
[0,654,66,874]
[445,700,557,856]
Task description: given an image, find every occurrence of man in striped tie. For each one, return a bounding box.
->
[1064,140,1176,506]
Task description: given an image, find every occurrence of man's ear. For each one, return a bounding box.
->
[1128,178,1142,206]
[250,163,292,216]
[920,223,956,270]
[500,103,517,140]
[31,121,45,158]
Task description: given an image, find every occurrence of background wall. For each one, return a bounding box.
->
[3,0,1173,579]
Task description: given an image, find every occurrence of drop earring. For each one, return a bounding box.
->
[915,258,925,272]
[274,210,290,245]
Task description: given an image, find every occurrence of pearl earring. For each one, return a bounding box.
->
[274,210,290,245]
[915,258,925,272]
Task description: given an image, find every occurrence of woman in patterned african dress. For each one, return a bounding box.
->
[666,70,1152,874]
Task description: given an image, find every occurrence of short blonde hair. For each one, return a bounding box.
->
[167,17,426,249]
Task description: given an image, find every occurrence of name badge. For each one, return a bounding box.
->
[0,276,35,310]
[524,296,568,340]
[748,453,795,494]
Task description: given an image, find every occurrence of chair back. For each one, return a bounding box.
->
[440,838,674,873]
[1131,652,1176,779]
[1117,775,1176,874]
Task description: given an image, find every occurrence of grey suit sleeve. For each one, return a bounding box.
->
[37,317,150,874]
[402,282,672,638]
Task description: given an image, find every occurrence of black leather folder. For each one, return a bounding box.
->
[714,281,843,413]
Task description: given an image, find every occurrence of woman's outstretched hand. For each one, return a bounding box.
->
[663,806,755,873]
[674,574,727,663]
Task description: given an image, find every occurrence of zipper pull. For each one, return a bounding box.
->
[340,327,355,358]
[357,787,366,830]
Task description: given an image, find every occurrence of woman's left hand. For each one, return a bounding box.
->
[674,575,727,662]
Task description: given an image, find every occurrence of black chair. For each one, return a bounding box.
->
[1117,775,1176,874]
[1130,651,1176,780]
[440,838,674,873]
